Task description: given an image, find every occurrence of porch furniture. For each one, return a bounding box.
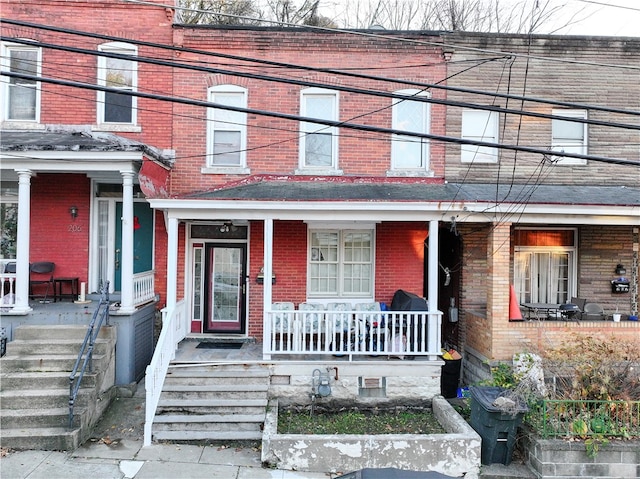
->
[272,302,296,350]
[521,302,560,320]
[558,302,580,321]
[326,302,354,354]
[29,262,55,303]
[582,302,605,321]
[298,302,325,350]
[54,277,79,302]
[355,302,385,352]
[570,297,587,320]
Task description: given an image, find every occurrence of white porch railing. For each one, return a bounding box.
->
[133,270,155,306]
[144,299,187,447]
[267,309,442,360]
[0,260,16,308]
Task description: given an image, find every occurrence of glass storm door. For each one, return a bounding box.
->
[204,244,246,333]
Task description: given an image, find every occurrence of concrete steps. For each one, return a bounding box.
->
[0,324,116,451]
[153,363,270,442]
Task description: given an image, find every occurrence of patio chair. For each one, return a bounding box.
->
[298,302,326,350]
[272,302,295,350]
[326,302,354,354]
[29,261,55,302]
[582,302,605,321]
[570,297,587,319]
[355,302,385,352]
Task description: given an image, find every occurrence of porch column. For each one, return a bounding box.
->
[427,220,440,358]
[12,169,33,313]
[262,218,274,360]
[486,221,512,359]
[166,216,178,311]
[118,171,135,313]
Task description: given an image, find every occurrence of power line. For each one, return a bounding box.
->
[2,18,639,118]
[3,70,638,168]
[4,34,640,133]
[124,0,640,71]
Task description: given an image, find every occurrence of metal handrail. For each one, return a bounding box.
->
[68,282,110,430]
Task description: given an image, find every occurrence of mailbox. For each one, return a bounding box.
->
[611,278,630,294]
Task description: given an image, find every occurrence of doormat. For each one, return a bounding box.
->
[195,342,243,350]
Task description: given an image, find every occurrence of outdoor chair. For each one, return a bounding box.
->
[355,302,385,352]
[297,302,325,350]
[570,297,587,319]
[29,261,55,302]
[582,302,605,321]
[271,302,295,350]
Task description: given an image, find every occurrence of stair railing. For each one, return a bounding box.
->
[68,282,111,430]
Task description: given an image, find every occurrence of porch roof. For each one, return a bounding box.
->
[183,175,640,207]
[0,129,174,167]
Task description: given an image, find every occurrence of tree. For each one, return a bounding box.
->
[177,0,264,25]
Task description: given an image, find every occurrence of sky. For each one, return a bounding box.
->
[550,0,640,36]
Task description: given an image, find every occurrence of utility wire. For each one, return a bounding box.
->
[124,0,640,71]
[2,18,639,118]
[3,70,638,168]
[3,35,640,132]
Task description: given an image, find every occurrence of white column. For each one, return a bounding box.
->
[13,170,33,313]
[118,171,135,313]
[166,216,178,312]
[427,220,440,357]
[262,218,274,360]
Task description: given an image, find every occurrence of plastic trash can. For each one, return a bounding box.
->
[469,386,528,465]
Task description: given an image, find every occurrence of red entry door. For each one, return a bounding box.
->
[204,244,246,333]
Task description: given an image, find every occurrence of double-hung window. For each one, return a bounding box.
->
[2,43,41,122]
[309,229,373,298]
[391,89,430,171]
[551,109,587,165]
[461,109,499,163]
[514,228,577,305]
[206,85,247,169]
[300,88,338,171]
[97,42,137,125]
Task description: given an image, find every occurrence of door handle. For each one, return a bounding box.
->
[115,249,120,270]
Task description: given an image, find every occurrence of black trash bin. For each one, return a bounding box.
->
[469,386,528,466]
[440,358,461,398]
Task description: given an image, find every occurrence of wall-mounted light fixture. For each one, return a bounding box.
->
[615,264,626,275]
[256,267,276,284]
[219,221,232,233]
[69,206,78,220]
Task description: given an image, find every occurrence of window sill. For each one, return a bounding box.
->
[201,167,251,175]
[1,121,45,130]
[92,124,142,133]
[386,169,434,177]
[294,168,343,176]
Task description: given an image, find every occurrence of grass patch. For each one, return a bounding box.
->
[277,407,445,435]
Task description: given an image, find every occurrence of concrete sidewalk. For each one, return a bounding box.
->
[0,440,335,478]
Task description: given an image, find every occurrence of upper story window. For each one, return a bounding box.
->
[551,109,587,165]
[299,88,339,171]
[206,85,247,168]
[461,109,499,163]
[308,229,373,298]
[1,43,41,122]
[391,89,430,171]
[97,42,137,125]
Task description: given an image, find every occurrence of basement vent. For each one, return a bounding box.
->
[270,375,291,385]
[359,377,386,398]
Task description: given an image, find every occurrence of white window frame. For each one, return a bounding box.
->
[97,42,137,125]
[1,42,41,123]
[205,85,248,171]
[308,228,374,299]
[461,109,499,163]
[514,228,578,305]
[551,109,587,165]
[391,89,430,172]
[299,88,339,172]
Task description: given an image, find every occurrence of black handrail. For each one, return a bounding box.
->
[68,282,110,430]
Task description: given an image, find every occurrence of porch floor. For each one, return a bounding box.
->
[173,337,433,363]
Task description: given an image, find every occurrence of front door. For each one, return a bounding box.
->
[204,243,246,333]
[114,202,154,291]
